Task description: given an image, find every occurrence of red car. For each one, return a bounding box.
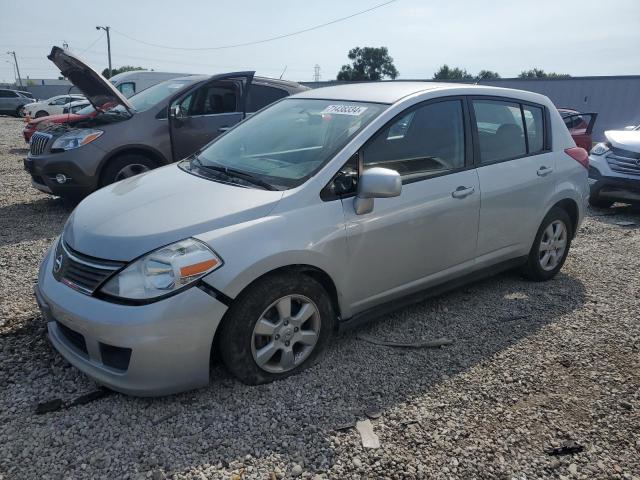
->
[22,106,96,142]
[558,108,597,151]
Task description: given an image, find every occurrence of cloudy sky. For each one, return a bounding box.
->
[1,0,639,83]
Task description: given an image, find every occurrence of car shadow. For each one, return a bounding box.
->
[0,197,73,247]
[0,268,586,477]
[587,203,640,228]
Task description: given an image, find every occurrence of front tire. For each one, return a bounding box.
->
[219,272,335,385]
[522,207,573,281]
[15,106,25,117]
[100,154,156,187]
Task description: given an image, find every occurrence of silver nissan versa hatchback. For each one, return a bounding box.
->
[36,82,589,395]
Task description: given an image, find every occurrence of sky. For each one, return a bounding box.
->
[1,0,639,84]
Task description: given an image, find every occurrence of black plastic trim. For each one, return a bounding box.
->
[197,282,233,306]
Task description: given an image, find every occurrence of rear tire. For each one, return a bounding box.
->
[588,195,614,209]
[15,106,24,117]
[522,207,573,281]
[100,154,157,187]
[34,110,48,118]
[219,272,335,385]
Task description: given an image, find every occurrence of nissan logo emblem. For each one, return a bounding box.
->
[635,158,640,167]
[54,254,63,273]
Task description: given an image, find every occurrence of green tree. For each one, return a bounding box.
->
[337,47,399,81]
[519,68,570,79]
[101,65,147,79]
[476,69,501,80]
[432,64,474,81]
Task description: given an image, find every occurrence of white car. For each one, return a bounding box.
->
[24,94,86,118]
[588,124,640,207]
[62,99,91,114]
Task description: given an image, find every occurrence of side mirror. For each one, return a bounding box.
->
[353,167,402,215]
[170,104,184,120]
[624,125,637,131]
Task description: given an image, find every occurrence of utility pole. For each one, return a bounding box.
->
[95,26,112,78]
[313,64,321,82]
[6,51,23,88]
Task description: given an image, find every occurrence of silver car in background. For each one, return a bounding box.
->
[36,82,589,395]
[0,88,35,116]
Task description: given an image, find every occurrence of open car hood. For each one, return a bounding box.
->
[47,46,133,113]
[605,129,640,154]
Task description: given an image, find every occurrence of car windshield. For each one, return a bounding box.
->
[193,98,386,189]
[109,79,194,113]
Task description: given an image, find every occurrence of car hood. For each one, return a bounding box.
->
[604,129,640,154]
[47,46,133,113]
[63,164,284,261]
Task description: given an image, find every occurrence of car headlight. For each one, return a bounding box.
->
[100,238,222,301]
[590,142,610,156]
[51,129,103,151]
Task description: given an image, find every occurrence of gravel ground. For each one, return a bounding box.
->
[0,115,639,480]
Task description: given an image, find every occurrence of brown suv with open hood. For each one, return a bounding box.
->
[24,46,308,199]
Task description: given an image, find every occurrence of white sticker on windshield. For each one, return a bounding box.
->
[321,104,368,116]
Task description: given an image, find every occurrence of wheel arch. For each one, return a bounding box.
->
[210,263,342,361]
[551,198,579,238]
[97,145,169,184]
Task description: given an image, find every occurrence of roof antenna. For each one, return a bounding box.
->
[279,65,287,80]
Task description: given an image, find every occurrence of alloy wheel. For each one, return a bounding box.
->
[114,163,151,182]
[538,219,567,271]
[251,294,321,373]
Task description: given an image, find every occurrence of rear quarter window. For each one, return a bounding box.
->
[246,85,288,112]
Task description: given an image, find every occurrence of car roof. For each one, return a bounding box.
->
[292,82,468,103]
[168,74,306,91]
[557,108,580,116]
[293,81,550,105]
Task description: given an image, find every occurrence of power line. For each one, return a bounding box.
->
[110,0,397,51]
[79,32,105,55]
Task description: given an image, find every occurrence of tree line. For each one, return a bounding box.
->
[335,46,570,81]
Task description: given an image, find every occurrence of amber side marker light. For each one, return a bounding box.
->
[180,259,219,278]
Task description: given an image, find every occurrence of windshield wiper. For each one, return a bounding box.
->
[191,157,278,191]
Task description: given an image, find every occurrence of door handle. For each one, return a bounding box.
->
[218,126,230,133]
[537,166,554,177]
[451,186,475,199]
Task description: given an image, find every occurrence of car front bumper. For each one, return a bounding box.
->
[589,154,640,204]
[36,243,228,396]
[24,144,106,197]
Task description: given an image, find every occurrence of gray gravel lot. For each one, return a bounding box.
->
[0,115,638,479]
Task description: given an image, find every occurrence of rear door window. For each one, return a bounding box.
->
[118,82,136,97]
[522,105,545,153]
[246,85,288,112]
[472,100,526,163]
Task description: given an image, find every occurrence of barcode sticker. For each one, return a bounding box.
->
[321,105,368,116]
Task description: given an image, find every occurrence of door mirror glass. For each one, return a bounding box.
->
[354,167,401,215]
[170,103,185,119]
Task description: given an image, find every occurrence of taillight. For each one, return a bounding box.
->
[565,147,589,169]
